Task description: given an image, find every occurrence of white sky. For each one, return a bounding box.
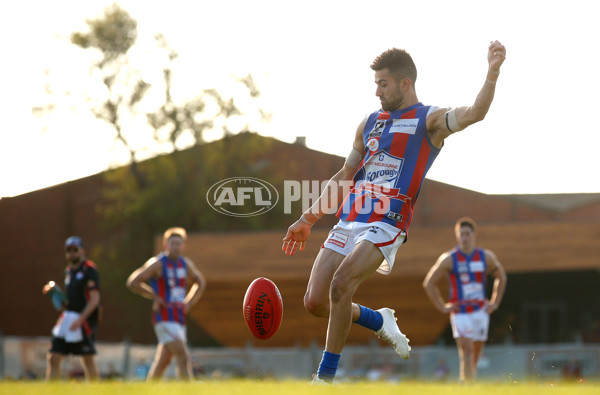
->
[1,0,599,198]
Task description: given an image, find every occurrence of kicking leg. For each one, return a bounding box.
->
[304,247,364,321]
[304,248,345,318]
[316,241,391,382]
[325,240,388,354]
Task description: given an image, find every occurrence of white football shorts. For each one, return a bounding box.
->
[450,309,490,342]
[153,322,187,345]
[322,219,406,275]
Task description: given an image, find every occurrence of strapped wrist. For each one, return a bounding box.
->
[301,210,323,225]
[300,215,314,225]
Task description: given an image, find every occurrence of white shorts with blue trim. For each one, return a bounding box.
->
[322,219,406,275]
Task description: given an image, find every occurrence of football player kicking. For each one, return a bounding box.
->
[282,41,506,383]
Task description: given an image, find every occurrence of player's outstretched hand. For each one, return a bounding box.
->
[488,40,506,72]
[282,219,311,256]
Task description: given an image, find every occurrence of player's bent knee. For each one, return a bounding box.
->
[304,293,329,317]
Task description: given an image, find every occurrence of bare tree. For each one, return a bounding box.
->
[35,4,270,188]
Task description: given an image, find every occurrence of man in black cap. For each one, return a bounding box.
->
[43,236,101,380]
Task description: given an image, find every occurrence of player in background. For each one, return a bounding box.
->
[44,236,101,380]
[282,41,506,383]
[423,217,507,383]
[126,227,206,381]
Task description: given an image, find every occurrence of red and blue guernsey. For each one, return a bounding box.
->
[337,103,441,233]
[150,253,188,325]
[448,247,488,314]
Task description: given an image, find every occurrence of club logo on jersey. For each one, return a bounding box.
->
[390,118,419,135]
[206,177,279,217]
[362,151,404,188]
[367,138,379,152]
[368,120,386,138]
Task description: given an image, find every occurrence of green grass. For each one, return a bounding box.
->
[0,380,597,395]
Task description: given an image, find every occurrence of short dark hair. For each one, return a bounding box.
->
[454,217,477,234]
[370,48,417,85]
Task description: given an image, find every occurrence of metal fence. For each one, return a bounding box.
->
[1,335,597,382]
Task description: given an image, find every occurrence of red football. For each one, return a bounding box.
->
[243,277,283,340]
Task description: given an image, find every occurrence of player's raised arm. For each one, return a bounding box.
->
[427,41,507,145]
[281,119,366,256]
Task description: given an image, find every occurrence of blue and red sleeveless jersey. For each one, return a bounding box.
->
[150,253,187,325]
[447,247,488,313]
[337,103,441,233]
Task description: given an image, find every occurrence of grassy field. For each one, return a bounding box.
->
[0,380,597,395]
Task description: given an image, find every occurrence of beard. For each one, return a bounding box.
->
[70,257,82,265]
[380,94,403,112]
[381,101,394,112]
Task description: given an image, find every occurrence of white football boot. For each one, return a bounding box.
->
[309,374,330,385]
[375,308,411,359]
